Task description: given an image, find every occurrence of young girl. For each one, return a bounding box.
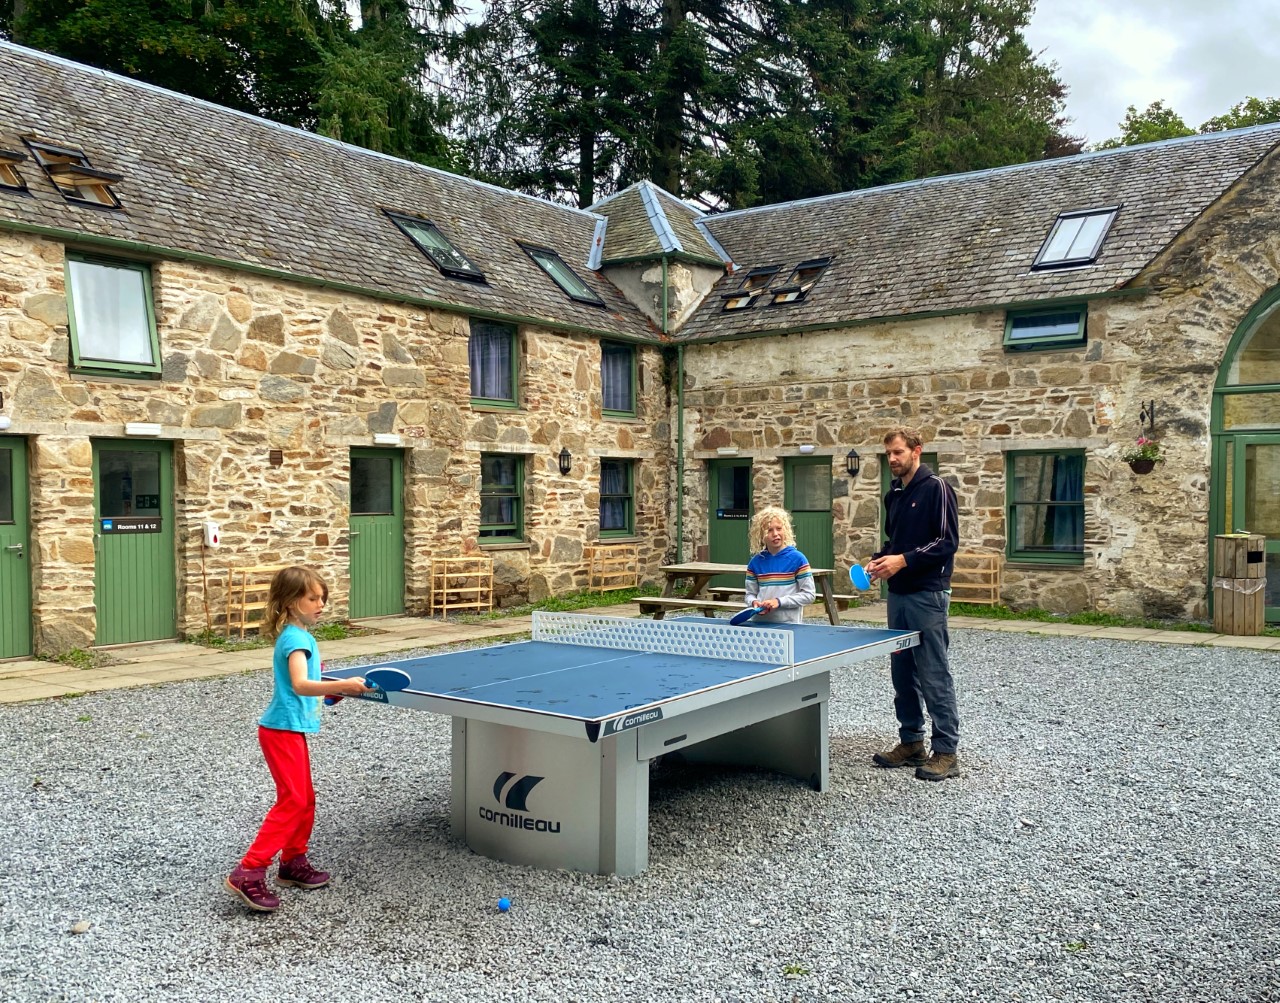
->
[225,566,368,912]
[744,506,816,624]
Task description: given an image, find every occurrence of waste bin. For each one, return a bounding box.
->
[1213,533,1266,635]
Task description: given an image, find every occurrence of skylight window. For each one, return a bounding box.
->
[1032,208,1118,270]
[770,257,831,305]
[25,139,122,207]
[386,210,485,282]
[521,244,604,306]
[0,148,28,192]
[721,266,779,311]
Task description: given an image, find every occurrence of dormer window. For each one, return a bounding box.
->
[721,266,779,311]
[1032,207,1118,270]
[385,210,485,282]
[25,140,123,207]
[521,243,604,305]
[770,257,831,305]
[0,148,28,192]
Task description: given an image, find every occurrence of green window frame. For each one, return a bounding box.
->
[600,458,634,537]
[65,253,161,377]
[522,244,604,306]
[480,453,524,542]
[1004,305,1087,351]
[386,210,485,282]
[469,319,519,408]
[601,341,636,417]
[1006,450,1085,564]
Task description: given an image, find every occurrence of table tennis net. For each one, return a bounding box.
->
[532,612,794,666]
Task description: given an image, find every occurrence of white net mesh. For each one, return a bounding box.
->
[532,612,793,666]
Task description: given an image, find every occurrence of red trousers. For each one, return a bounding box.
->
[241,726,315,868]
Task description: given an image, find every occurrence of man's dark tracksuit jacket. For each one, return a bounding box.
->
[872,463,959,595]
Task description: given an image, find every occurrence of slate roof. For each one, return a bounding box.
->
[591,181,725,265]
[0,42,658,342]
[677,125,1280,341]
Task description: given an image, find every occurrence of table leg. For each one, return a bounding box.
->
[820,576,840,625]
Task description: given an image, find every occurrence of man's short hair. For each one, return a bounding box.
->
[883,426,924,450]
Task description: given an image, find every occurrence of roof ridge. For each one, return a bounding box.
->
[710,123,1280,222]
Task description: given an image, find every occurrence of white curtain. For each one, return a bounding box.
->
[469,323,513,400]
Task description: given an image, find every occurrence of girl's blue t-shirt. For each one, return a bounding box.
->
[258,624,322,733]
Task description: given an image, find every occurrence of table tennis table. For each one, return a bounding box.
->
[323,613,917,876]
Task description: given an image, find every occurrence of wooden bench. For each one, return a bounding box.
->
[636,597,747,620]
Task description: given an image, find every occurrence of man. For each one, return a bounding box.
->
[866,427,961,781]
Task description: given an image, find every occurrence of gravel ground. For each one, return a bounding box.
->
[3,630,1280,1003]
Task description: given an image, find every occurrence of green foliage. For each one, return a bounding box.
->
[1200,97,1280,133]
[1095,100,1196,150]
[186,621,369,650]
[948,602,1216,633]
[1120,437,1162,464]
[40,648,97,670]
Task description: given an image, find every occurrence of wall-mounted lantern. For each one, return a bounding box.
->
[558,447,572,476]
[845,448,861,478]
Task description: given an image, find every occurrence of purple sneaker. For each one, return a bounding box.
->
[225,865,280,912]
[277,854,331,890]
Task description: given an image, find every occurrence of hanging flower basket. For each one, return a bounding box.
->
[1121,436,1162,475]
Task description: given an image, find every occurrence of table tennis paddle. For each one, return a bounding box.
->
[324,666,412,705]
[849,564,872,590]
[729,605,763,626]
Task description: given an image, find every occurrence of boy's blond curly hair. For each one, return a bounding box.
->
[749,506,796,554]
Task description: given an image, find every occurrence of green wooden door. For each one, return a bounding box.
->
[1221,435,1280,622]
[93,440,176,645]
[708,458,752,587]
[349,448,405,618]
[0,438,32,657]
[784,456,833,571]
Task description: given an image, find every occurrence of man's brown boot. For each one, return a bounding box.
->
[915,752,961,782]
[872,741,927,768]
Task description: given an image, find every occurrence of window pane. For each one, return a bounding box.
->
[1244,444,1280,538]
[1222,391,1280,430]
[0,449,12,523]
[1009,453,1084,554]
[469,322,514,401]
[99,449,160,518]
[1008,310,1084,342]
[398,218,476,275]
[600,459,632,532]
[1041,216,1083,262]
[602,342,634,413]
[68,259,153,365]
[792,464,829,511]
[1067,213,1110,259]
[532,249,598,302]
[718,465,750,513]
[482,454,517,489]
[480,454,521,539]
[1226,302,1280,385]
[351,456,393,514]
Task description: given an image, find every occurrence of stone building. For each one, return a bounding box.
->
[1,41,1278,656]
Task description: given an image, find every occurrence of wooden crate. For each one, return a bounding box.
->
[1213,533,1266,636]
[430,557,494,616]
[949,551,1001,605]
[585,543,638,592]
[226,565,285,639]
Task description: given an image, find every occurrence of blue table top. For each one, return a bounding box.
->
[325,618,912,724]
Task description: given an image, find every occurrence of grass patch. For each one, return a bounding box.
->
[39,648,103,670]
[949,602,1217,633]
[454,585,661,623]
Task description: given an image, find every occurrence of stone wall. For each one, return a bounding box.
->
[1,232,671,652]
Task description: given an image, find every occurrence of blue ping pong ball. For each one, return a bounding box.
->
[497,897,511,912]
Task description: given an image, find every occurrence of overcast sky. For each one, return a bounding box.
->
[1024,0,1280,146]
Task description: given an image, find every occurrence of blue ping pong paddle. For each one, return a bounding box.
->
[729,605,763,626]
[324,666,412,705]
[849,565,872,590]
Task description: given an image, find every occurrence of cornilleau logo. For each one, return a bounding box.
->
[601,707,663,737]
[478,771,562,834]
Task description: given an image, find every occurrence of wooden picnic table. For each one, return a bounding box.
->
[658,561,843,625]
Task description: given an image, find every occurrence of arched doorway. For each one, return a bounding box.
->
[1210,288,1280,622]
